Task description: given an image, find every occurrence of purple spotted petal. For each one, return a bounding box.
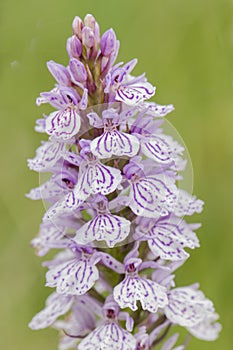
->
[36,90,67,109]
[74,163,122,199]
[87,112,103,128]
[46,255,99,295]
[27,141,65,172]
[45,108,81,140]
[115,82,155,106]
[113,276,168,312]
[74,214,130,247]
[141,135,184,165]
[29,292,73,330]
[43,192,84,222]
[26,177,68,202]
[148,236,189,261]
[129,175,177,218]
[148,217,200,249]
[187,313,222,341]
[139,216,200,260]
[174,189,204,217]
[139,102,175,118]
[78,322,136,350]
[31,223,65,257]
[164,287,214,327]
[90,130,140,159]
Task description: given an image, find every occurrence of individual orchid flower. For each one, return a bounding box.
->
[123,157,178,218]
[27,163,78,203]
[53,294,102,350]
[78,297,136,350]
[164,285,215,328]
[88,108,140,159]
[73,194,131,247]
[37,85,88,141]
[104,59,155,105]
[113,243,168,312]
[135,215,200,261]
[45,245,100,295]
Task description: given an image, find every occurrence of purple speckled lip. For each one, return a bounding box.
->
[27,13,221,350]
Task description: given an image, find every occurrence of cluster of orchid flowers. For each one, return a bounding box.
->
[27,14,221,349]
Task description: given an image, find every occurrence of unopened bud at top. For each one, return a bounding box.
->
[100,28,117,56]
[72,16,83,39]
[84,14,96,30]
[66,35,82,58]
[82,27,95,49]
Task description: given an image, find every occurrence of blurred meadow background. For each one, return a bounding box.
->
[0,0,233,349]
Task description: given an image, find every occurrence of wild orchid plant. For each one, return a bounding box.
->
[27,14,221,350]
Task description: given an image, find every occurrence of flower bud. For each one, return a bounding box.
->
[72,16,83,39]
[66,35,82,58]
[84,14,96,30]
[69,58,87,83]
[84,14,100,43]
[82,27,95,49]
[100,28,117,56]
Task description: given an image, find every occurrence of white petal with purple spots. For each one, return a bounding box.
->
[45,107,81,140]
[187,313,222,341]
[46,256,99,295]
[140,102,175,118]
[74,214,131,247]
[115,82,155,106]
[29,292,73,329]
[174,190,204,217]
[129,175,177,218]
[78,322,136,350]
[141,135,184,165]
[113,276,168,312]
[74,163,122,198]
[90,130,140,159]
[164,287,214,327]
[27,141,65,172]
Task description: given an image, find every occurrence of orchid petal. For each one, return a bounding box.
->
[174,190,204,217]
[74,213,130,247]
[140,102,174,118]
[78,322,136,350]
[116,82,155,106]
[141,135,184,165]
[46,256,99,295]
[27,141,65,172]
[113,276,168,312]
[29,292,73,330]
[129,175,177,218]
[90,130,140,159]
[74,163,122,198]
[164,287,214,327]
[187,313,222,341]
[87,112,103,128]
[45,108,81,140]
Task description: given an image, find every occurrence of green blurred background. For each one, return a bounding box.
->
[0,0,232,349]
